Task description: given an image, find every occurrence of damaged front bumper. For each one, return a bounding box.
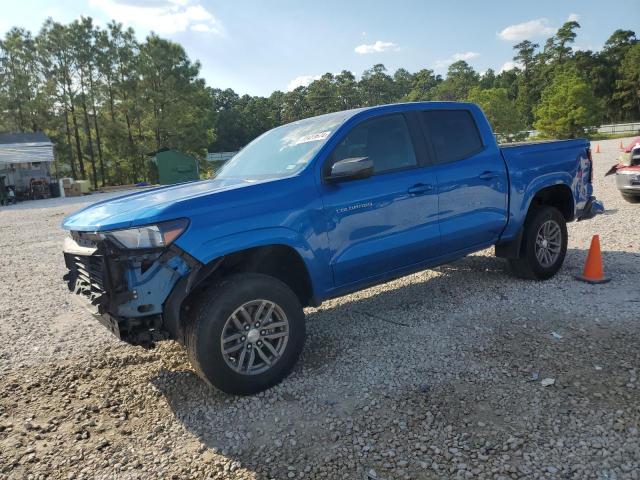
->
[63,232,201,347]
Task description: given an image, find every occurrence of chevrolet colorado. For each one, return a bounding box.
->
[62,102,603,394]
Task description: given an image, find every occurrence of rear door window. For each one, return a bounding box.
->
[421,110,483,164]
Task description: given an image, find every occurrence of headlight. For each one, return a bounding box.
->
[102,219,189,250]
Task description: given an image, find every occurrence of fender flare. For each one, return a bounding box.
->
[188,226,315,266]
[164,228,323,341]
[498,176,574,258]
[518,174,575,221]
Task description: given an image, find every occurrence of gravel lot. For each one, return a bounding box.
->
[1,137,639,480]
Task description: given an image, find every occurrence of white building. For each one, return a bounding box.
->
[0,132,54,198]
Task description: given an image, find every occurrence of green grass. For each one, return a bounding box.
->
[587,131,639,140]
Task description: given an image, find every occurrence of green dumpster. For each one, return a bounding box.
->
[148,149,200,185]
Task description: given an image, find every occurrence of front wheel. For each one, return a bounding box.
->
[508,206,568,280]
[184,273,305,395]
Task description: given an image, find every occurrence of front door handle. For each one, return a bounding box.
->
[478,171,501,180]
[408,183,434,195]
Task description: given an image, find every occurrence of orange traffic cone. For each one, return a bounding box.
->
[594,144,600,153]
[575,235,610,284]
[619,140,625,150]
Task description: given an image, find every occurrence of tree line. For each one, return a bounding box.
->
[0,18,211,187]
[0,18,638,187]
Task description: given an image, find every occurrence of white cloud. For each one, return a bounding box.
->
[497,18,555,41]
[567,13,580,22]
[354,40,399,55]
[452,51,480,61]
[499,60,522,73]
[89,0,224,35]
[286,75,321,91]
[192,23,213,32]
[435,51,480,68]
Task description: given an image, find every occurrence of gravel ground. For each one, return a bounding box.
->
[1,137,639,480]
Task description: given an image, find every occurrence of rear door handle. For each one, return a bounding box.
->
[408,183,434,195]
[478,171,501,180]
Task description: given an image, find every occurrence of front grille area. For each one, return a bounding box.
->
[64,253,107,307]
[62,237,179,346]
[63,250,169,346]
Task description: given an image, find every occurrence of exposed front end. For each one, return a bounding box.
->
[63,221,199,347]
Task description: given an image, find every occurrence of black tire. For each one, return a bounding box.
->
[184,273,305,395]
[508,205,568,280]
[622,194,640,204]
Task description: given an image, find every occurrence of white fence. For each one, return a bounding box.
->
[597,122,640,134]
[507,122,640,141]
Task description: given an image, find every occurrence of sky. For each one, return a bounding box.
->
[2,0,639,97]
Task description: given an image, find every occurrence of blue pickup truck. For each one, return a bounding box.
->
[62,102,603,394]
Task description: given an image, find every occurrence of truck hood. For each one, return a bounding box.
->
[62,178,259,231]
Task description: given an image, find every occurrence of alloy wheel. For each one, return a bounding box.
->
[220,299,290,375]
[535,219,562,268]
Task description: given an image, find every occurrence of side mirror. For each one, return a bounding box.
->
[325,157,373,183]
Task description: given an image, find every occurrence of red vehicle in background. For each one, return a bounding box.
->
[606,137,640,203]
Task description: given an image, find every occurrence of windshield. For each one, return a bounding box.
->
[216,110,354,179]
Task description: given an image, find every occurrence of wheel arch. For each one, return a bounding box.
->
[203,244,315,307]
[164,242,317,342]
[496,183,573,259]
[527,184,575,222]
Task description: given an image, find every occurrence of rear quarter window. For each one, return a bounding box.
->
[421,110,483,164]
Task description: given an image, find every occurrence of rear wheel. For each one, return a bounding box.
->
[184,273,305,395]
[508,205,567,280]
[622,194,640,203]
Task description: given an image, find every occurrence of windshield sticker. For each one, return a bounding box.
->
[294,131,331,145]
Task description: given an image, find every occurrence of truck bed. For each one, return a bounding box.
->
[499,138,590,148]
[500,138,590,163]
[498,137,592,240]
